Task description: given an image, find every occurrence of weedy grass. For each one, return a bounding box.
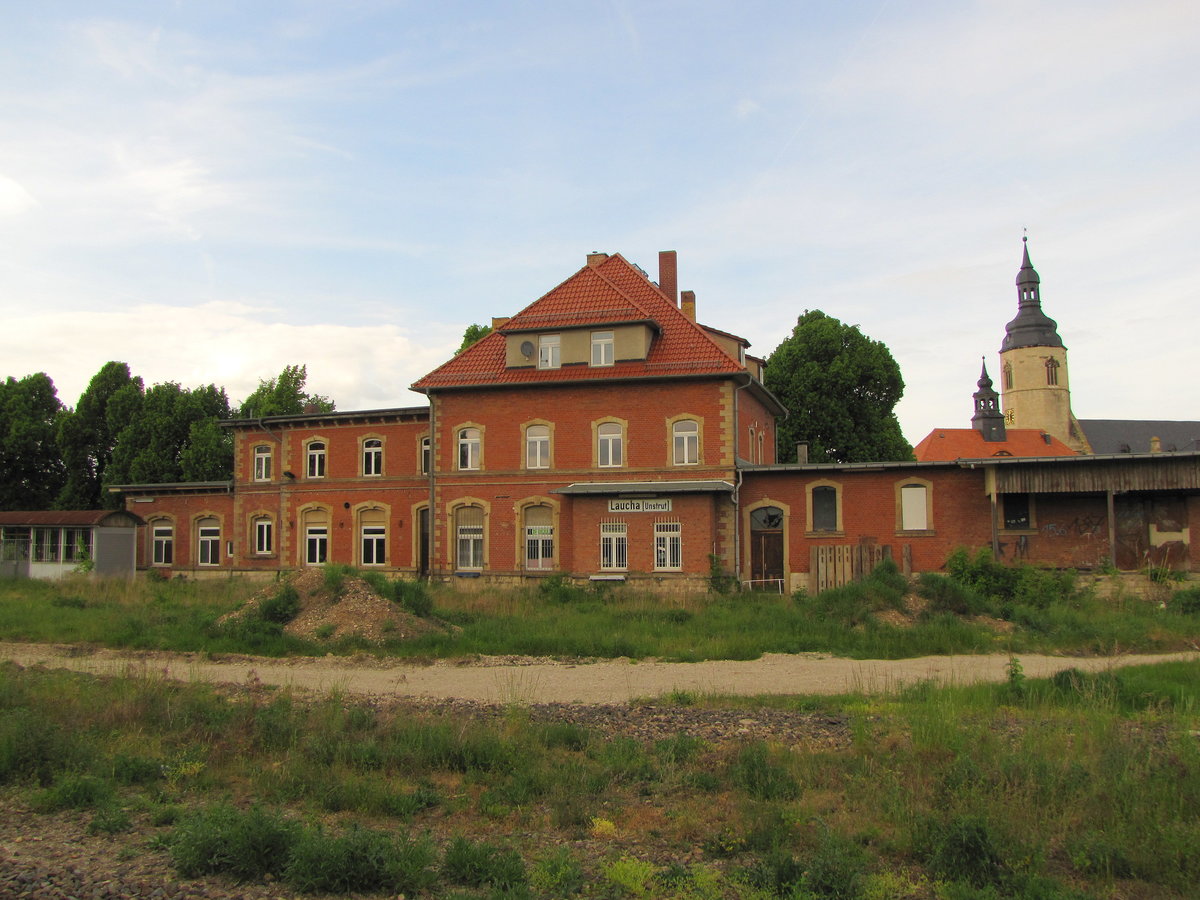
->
[3,658,1199,897]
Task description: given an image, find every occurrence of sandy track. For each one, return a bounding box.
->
[2,642,1195,704]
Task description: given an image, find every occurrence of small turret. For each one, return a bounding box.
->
[971,359,1007,442]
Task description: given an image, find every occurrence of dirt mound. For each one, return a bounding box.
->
[221,568,448,645]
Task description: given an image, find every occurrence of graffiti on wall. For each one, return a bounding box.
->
[1042,514,1104,538]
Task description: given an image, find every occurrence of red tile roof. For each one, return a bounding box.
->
[412,254,747,391]
[913,428,1079,461]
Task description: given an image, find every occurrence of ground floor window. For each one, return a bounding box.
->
[254,517,273,555]
[306,527,328,565]
[600,521,627,571]
[456,506,484,570]
[1003,494,1032,530]
[524,505,554,570]
[152,524,174,566]
[654,521,682,571]
[198,518,220,566]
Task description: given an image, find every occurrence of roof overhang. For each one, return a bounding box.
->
[108,481,234,496]
[553,480,734,496]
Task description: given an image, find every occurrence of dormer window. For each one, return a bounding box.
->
[538,334,560,369]
[590,331,614,367]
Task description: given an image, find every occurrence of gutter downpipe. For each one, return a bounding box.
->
[985,464,999,558]
[427,394,437,582]
[732,373,753,584]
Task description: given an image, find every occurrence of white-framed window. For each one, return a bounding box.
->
[524,505,554,570]
[152,523,174,566]
[538,334,561,369]
[458,428,481,470]
[673,420,699,466]
[456,506,484,570]
[306,441,326,478]
[363,439,383,476]
[253,445,272,481]
[598,422,623,468]
[254,517,273,555]
[899,484,929,531]
[360,508,386,565]
[197,518,220,566]
[591,330,614,367]
[600,521,627,571]
[526,425,550,469]
[420,436,431,475]
[306,526,328,565]
[654,521,682,571]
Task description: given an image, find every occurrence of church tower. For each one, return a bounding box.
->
[998,237,1091,453]
[971,359,1006,442]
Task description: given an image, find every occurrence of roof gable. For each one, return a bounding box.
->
[413,253,745,391]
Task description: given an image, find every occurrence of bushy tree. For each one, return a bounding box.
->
[0,372,66,509]
[236,364,334,418]
[765,310,912,463]
[56,362,142,509]
[457,323,492,353]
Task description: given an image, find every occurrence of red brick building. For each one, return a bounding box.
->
[114,249,1200,589]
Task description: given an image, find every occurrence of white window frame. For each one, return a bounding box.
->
[361,525,386,565]
[253,445,272,481]
[654,521,682,571]
[305,526,328,565]
[526,425,550,469]
[197,520,220,566]
[538,334,561,369]
[524,507,554,571]
[598,422,623,468]
[420,436,431,475]
[456,507,485,570]
[362,439,383,476]
[673,420,699,466]
[600,522,627,571]
[591,330,614,367]
[254,517,273,555]
[458,428,481,471]
[306,441,327,479]
[152,524,174,566]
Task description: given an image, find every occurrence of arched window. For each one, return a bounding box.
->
[811,486,838,532]
[597,422,623,468]
[898,483,929,531]
[197,517,220,566]
[1045,357,1060,386]
[1003,362,1013,390]
[306,441,326,478]
[458,428,481,470]
[362,438,383,476]
[672,420,699,466]
[151,520,174,566]
[303,509,328,565]
[253,516,273,555]
[360,508,386,565]
[524,505,553,570]
[455,506,485,570]
[526,425,550,469]
[253,445,272,481]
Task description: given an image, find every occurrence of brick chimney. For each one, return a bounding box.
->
[491,317,510,329]
[1150,435,1162,453]
[796,441,809,464]
[658,250,678,305]
[587,251,608,267]
[680,290,696,321]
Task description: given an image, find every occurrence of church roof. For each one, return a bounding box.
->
[913,428,1078,461]
[1078,419,1200,455]
[412,253,750,391]
[1001,238,1064,351]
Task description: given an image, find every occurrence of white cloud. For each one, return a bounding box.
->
[0,175,38,216]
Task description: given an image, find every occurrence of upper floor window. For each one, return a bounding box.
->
[597,422,623,468]
[306,441,326,478]
[420,436,431,475]
[591,331,614,367]
[458,428,481,470]
[526,425,550,469]
[362,438,383,476]
[1003,362,1014,390]
[253,445,272,481]
[152,523,173,566]
[538,334,560,369]
[673,420,699,466]
[1045,357,1060,386]
[197,517,220,566]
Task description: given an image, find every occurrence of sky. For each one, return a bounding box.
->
[2,0,1197,446]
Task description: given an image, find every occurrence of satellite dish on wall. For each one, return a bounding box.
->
[520,340,535,358]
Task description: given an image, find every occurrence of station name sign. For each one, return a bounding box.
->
[607,498,672,513]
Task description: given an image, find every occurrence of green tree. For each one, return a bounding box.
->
[236,364,334,418]
[56,362,142,509]
[105,382,232,494]
[765,310,912,463]
[457,323,492,353]
[0,372,66,510]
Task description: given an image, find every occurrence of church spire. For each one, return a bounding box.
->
[972,358,1006,441]
[1001,236,1064,351]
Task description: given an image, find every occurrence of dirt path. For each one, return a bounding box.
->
[2,642,1195,703]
